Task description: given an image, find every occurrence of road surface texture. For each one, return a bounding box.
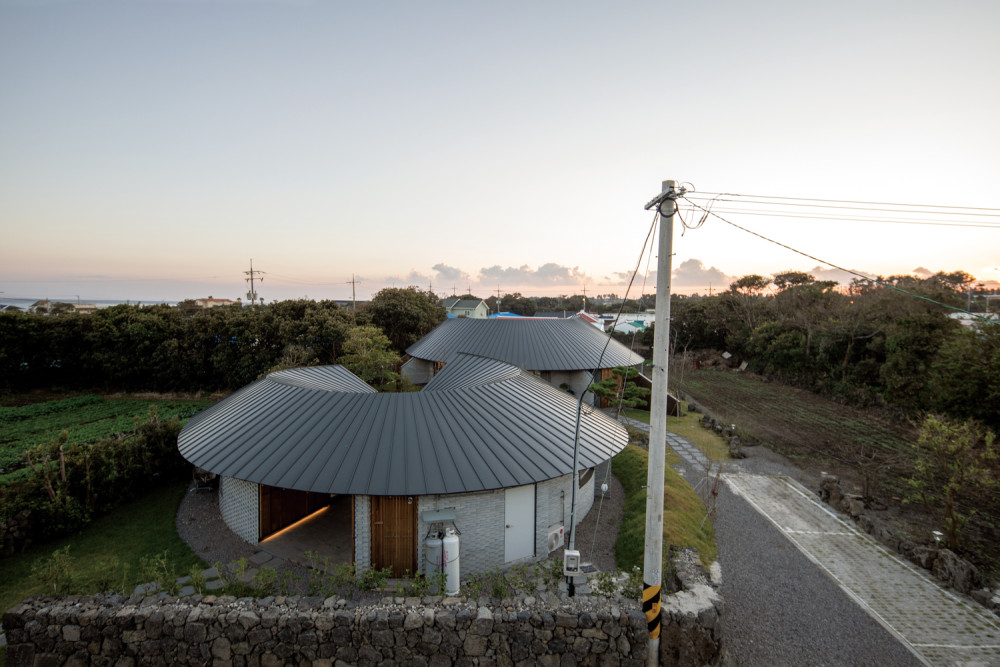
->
[619,416,1000,666]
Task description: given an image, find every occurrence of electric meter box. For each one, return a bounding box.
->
[563,549,581,576]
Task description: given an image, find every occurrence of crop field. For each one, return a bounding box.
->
[675,370,914,467]
[0,395,210,485]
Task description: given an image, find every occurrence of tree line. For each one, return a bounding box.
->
[661,270,999,430]
[0,288,445,394]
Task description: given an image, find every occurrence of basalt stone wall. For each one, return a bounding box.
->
[3,586,725,667]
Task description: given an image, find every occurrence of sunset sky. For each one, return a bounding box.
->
[2,0,998,304]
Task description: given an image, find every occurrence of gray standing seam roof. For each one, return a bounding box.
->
[178,355,628,496]
[405,316,644,371]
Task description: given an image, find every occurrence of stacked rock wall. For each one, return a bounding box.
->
[4,587,725,666]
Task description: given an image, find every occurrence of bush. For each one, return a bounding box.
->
[0,409,187,555]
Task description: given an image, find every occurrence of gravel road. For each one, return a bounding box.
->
[670,442,925,667]
[711,472,923,667]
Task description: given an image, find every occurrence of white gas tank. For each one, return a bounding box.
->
[442,527,460,596]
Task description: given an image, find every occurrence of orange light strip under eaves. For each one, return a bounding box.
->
[260,506,330,542]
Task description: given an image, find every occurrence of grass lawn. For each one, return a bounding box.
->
[0,480,204,616]
[612,445,717,571]
[623,405,731,461]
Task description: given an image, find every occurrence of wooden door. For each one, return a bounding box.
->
[370,496,417,577]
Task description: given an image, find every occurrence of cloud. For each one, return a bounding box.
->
[476,263,592,286]
[431,263,471,285]
[803,265,875,284]
[673,259,730,287]
[382,269,433,289]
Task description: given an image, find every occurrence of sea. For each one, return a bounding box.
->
[0,297,178,311]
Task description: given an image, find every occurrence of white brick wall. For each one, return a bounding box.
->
[219,476,260,544]
[414,471,598,579]
[353,495,371,570]
[547,370,596,403]
[400,358,435,385]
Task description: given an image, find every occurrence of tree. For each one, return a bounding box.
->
[367,287,446,353]
[589,366,651,411]
[499,293,536,317]
[721,275,772,352]
[905,415,997,552]
[338,325,401,389]
[928,323,1000,431]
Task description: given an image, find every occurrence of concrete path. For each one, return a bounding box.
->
[724,472,1000,667]
[617,415,1000,666]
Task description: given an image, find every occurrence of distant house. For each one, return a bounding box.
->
[575,311,604,330]
[193,296,240,309]
[400,315,645,400]
[442,297,489,319]
[29,300,97,314]
[178,355,627,578]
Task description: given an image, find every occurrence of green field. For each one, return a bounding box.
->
[0,395,209,485]
[675,370,912,464]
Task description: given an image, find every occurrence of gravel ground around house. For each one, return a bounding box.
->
[174,482,311,587]
[568,470,626,574]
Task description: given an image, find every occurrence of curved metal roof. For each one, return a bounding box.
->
[405,316,644,371]
[178,355,627,496]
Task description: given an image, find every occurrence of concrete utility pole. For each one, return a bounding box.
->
[244,259,264,305]
[642,180,679,666]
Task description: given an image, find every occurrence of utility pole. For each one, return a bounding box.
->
[244,259,264,305]
[642,179,680,666]
[496,286,502,313]
[351,274,357,312]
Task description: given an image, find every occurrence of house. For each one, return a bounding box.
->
[400,315,646,400]
[28,300,97,314]
[575,310,604,330]
[442,297,490,319]
[193,296,240,309]
[177,354,628,578]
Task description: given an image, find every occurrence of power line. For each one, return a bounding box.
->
[679,206,1000,229]
[680,196,995,324]
[686,191,1000,213]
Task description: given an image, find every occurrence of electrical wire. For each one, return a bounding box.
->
[265,272,357,287]
[686,191,1000,213]
[586,208,661,563]
[681,191,1000,229]
[680,196,996,325]
[679,206,1000,229]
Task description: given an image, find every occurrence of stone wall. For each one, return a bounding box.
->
[3,583,724,666]
[817,475,1000,610]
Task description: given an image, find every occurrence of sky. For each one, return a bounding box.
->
[2,0,999,304]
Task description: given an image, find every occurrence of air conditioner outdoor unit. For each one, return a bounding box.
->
[546,524,565,553]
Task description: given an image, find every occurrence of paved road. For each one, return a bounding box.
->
[619,417,1000,666]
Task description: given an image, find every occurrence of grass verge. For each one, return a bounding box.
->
[0,480,204,615]
[612,445,717,571]
[623,405,731,461]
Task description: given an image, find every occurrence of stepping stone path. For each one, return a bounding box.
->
[130,551,284,598]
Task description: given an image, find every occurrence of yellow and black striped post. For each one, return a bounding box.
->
[642,582,661,639]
